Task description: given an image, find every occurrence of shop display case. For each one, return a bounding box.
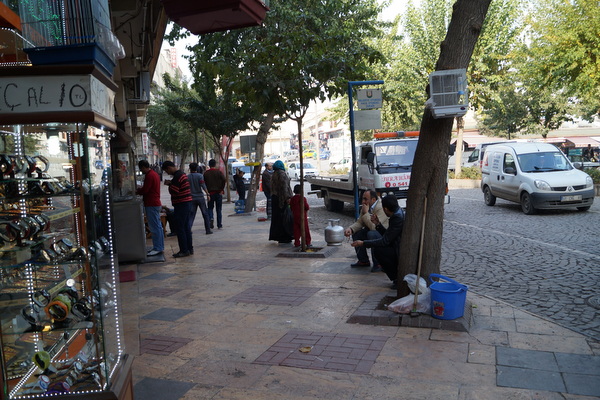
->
[0,122,130,399]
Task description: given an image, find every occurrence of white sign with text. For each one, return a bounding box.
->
[0,75,115,121]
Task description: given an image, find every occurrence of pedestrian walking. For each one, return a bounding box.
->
[188,162,212,235]
[162,161,193,257]
[137,160,163,257]
[203,159,227,229]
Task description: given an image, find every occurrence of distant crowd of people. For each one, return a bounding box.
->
[137,158,226,258]
[137,158,403,289]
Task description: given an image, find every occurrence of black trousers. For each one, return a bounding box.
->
[372,246,398,282]
[352,227,381,265]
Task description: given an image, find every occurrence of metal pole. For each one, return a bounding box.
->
[347,80,384,220]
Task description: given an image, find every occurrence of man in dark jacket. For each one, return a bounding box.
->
[203,159,227,229]
[351,195,404,288]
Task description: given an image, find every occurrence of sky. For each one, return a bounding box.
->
[165,0,407,80]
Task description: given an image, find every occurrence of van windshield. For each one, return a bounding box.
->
[374,141,418,170]
[517,152,572,172]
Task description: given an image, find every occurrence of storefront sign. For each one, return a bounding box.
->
[142,131,149,154]
[0,75,115,121]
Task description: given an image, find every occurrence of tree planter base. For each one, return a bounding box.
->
[276,245,338,258]
[347,293,472,332]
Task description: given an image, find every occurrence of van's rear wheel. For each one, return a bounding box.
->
[520,192,537,215]
[483,186,496,206]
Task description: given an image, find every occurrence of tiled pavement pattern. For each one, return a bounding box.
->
[140,335,194,356]
[141,307,194,322]
[140,287,180,297]
[141,272,177,280]
[496,347,600,396]
[119,186,600,400]
[209,259,266,271]
[254,330,387,374]
[226,285,321,306]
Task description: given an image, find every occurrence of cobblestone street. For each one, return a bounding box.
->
[299,184,600,341]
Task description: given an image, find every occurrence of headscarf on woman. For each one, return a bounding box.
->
[271,163,292,208]
[269,160,293,243]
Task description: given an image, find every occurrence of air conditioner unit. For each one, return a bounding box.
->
[130,71,150,103]
[427,68,468,119]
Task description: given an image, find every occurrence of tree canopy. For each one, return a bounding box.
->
[166,0,386,211]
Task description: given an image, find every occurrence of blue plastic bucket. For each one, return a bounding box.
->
[429,273,468,320]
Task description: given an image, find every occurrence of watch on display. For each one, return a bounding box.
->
[0,154,12,175]
[45,293,73,321]
[32,289,51,307]
[32,350,51,371]
[34,155,50,173]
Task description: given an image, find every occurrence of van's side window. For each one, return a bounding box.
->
[468,149,479,162]
[360,146,372,164]
[503,153,516,173]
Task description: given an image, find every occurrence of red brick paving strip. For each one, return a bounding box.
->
[140,335,194,355]
[227,286,321,306]
[253,330,387,374]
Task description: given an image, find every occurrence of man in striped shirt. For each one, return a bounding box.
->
[162,161,193,258]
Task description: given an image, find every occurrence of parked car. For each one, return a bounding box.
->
[481,142,594,214]
[287,162,318,180]
[263,154,281,164]
[330,157,351,171]
[283,150,299,162]
[302,149,316,159]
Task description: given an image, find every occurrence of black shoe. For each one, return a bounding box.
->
[371,264,383,273]
[217,225,223,229]
[167,232,177,237]
[210,220,214,229]
[189,249,194,255]
[172,251,190,258]
[206,231,213,235]
[351,261,370,267]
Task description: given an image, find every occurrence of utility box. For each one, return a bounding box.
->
[428,69,468,119]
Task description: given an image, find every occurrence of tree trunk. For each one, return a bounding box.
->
[453,116,464,175]
[245,111,277,213]
[397,0,492,298]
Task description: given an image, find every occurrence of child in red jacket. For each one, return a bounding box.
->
[289,184,311,247]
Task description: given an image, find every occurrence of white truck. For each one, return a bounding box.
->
[307,133,422,211]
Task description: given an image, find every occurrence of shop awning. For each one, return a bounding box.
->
[161,0,270,35]
[565,136,600,148]
[538,137,566,144]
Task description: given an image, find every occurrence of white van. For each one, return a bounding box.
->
[481,142,594,214]
[464,140,513,169]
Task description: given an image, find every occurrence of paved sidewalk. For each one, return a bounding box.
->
[118,189,600,400]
